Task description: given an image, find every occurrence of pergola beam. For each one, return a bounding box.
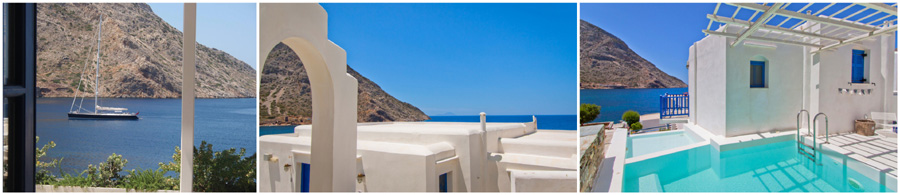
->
[704,30,824,48]
[813,24,898,53]
[707,14,843,41]
[859,3,897,16]
[731,3,783,47]
[731,3,878,32]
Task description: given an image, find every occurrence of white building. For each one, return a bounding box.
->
[258,116,578,192]
[687,3,897,137]
[257,4,576,192]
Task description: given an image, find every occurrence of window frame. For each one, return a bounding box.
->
[3,3,37,192]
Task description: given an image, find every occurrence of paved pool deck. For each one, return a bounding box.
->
[814,131,898,178]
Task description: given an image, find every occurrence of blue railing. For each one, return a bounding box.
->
[660,93,689,118]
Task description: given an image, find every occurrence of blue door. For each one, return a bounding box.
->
[852,50,865,83]
[301,163,310,192]
[439,173,448,192]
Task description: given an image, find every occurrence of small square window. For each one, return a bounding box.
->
[750,61,765,88]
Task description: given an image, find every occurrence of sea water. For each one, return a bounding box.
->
[426,115,576,130]
[259,115,576,136]
[580,88,687,123]
[36,98,256,176]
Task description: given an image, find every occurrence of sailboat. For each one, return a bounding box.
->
[68,15,139,120]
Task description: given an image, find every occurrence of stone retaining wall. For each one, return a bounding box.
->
[578,128,607,192]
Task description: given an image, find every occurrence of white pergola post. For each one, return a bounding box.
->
[180,3,196,193]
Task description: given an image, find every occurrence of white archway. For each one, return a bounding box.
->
[259,4,358,192]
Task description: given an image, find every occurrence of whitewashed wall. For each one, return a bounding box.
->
[813,34,896,135]
[690,34,729,136]
[690,25,897,138]
[722,27,806,137]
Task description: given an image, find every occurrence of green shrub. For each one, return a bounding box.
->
[579,103,601,125]
[35,136,63,185]
[160,141,256,192]
[84,153,128,187]
[54,171,95,188]
[622,111,640,125]
[33,138,254,192]
[630,122,643,131]
[120,168,177,192]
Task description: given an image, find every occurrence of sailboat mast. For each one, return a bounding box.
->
[95,15,102,113]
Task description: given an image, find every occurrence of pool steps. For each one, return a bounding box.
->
[637,173,662,192]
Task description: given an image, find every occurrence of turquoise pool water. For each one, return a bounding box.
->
[624,140,895,192]
[626,131,702,158]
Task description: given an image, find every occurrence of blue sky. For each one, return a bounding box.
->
[316,3,577,116]
[581,3,897,83]
[148,3,257,69]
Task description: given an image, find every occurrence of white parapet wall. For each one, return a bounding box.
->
[591,128,628,192]
[508,170,577,192]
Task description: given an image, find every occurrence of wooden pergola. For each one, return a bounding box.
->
[703,3,897,53]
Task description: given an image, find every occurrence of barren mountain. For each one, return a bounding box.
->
[580,20,686,89]
[36,3,256,98]
[259,43,430,125]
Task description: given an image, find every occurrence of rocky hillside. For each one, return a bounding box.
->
[580,20,686,89]
[36,3,256,98]
[259,43,430,125]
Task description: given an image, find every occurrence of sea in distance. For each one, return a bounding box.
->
[581,87,688,123]
[259,115,576,136]
[36,97,256,176]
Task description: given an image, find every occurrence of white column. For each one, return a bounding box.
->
[880,33,890,112]
[180,3,196,193]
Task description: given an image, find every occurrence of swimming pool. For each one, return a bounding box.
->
[623,140,896,192]
[626,130,703,158]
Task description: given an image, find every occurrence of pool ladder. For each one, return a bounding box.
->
[796,110,829,162]
[797,110,815,161]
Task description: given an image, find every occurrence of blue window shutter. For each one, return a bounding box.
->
[851,50,865,83]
